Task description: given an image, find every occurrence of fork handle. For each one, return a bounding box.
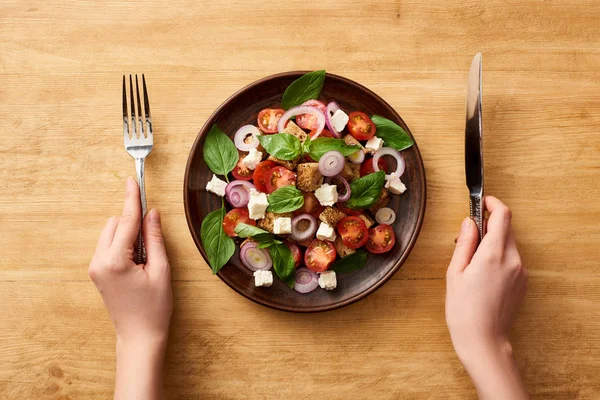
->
[469,195,484,244]
[135,157,147,264]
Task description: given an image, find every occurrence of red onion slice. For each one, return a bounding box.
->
[240,241,272,271]
[325,102,342,138]
[373,147,406,180]
[225,180,256,208]
[325,176,351,202]
[348,149,365,164]
[375,207,396,225]
[277,106,325,138]
[290,214,317,242]
[234,125,261,151]
[293,267,319,294]
[318,151,345,177]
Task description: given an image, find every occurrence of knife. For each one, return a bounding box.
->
[465,53,484,242]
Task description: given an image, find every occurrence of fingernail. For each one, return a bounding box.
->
[460,218,471,235]
[126,176,134,190]
[149,208,160,223]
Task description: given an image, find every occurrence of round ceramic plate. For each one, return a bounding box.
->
[184,71,426,312]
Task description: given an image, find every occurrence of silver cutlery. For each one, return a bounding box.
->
[122,74,153,264]
[465,53,484,243]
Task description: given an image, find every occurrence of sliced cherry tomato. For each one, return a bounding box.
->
[252,160,278,192]
[309,128,334,139]
[360,156,389,177]
[231,153,253,181]
[347,111,376,141]
[337,216,369,249]
[223,208,255,237]
[296,100,327,130]
[365,224,396,254]
[285,240,303,268]
[293,192,325,218]
[337,202,362,216]
[257,108,285,134]
[304,239,337,272]
[265,166,296,194]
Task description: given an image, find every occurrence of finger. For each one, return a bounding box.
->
[95,216,120,252]
[448,217,479,274]
[483,196,512,248]
[143,209,170,275]
[112,177,142,251]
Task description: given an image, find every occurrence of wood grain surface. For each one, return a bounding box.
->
[1,0,599,399]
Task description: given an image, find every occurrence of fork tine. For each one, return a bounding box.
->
[122,75,129,140]
[142,74,152,136]
[135,75,144,138]
[129,75,137,139]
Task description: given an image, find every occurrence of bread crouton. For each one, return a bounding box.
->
[368,188,391,214]
[257,212,292,233]
[340,163,360,182]
[358,213,375,228]
[268,154,299,170]
[343,134,366,152]
[334,235,356,258]
[296,162,323,192]
[319,207,347,227]
[283,121,308,143]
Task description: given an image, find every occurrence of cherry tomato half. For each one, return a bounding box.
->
[223,208,255,237]
[337,216,369,249]
[265,166,296,194]
[252,160,278,192]
[347,111,376,141]
[304,239,337,272]
[360,156,389,177]
[285,240,303,268]
[365,224,396,254]
[257,108,285,134]
[293,192,325,219]
[231,153,253,181]
[296,100,327,130]
[309,128,334,139]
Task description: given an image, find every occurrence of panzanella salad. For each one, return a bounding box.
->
[200,70,414,293]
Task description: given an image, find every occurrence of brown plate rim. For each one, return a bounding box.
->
[183,71,427,313]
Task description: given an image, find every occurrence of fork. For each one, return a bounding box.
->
[122,74,153,264]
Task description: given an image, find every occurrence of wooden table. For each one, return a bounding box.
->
[1,1,599,398]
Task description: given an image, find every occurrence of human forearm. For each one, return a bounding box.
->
[115,337,167,400]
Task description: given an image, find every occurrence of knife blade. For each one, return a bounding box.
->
[465,53,484,242]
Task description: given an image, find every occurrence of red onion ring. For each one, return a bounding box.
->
[293,267,319,294]
[290,214,317,242]
[225,180,256,208]
[318,151,345,177]
[373,147,406,180]
[234,125,260,151]
[325,176,351,202]
[278,106,325,138]
[240,241,272,271]
[348,149,365,164]
[325,102,342,138]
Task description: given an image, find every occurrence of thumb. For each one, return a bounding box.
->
[448,218,479,274]
[142,209,169,273]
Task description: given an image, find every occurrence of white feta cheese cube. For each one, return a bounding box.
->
[314,183,338,206]
[385,174,407,195]
[318,270,337,290]
[241,148,263,170]
[205,174,227,197]
[365,136,384,153]
[253,270,273,287]
[273,217,292,235]
[248,188,269,220]
[330,109,349,132]
[316,222,336,241]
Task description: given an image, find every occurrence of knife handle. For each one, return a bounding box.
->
[469,195,484,243]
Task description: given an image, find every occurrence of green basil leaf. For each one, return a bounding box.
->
[371,115,415,151]
[268,242,295,283]
[257,239,282,249]
[203,124,238,177]
[267,185,304,213]
[258,133,302,161]
[200,207,235,274]
[347,170,386,209]
[332,250,368,274]
[284,271,296,289]
[281,70,326,110]
[306,137,361,161]
[234,223,270,238]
